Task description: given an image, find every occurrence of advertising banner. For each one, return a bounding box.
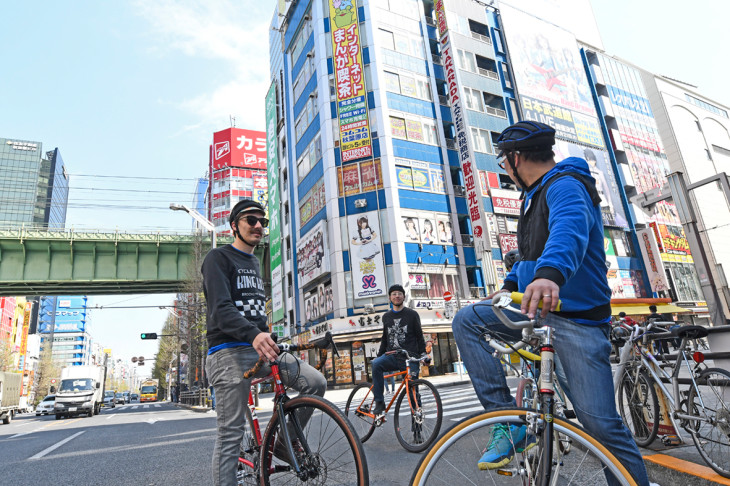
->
[348,210,387,298]
[341,164,361,196]
[553,139,629,229]
[637,229,670,292]
[297,220,330,287]
[499,4,596,119]
[657,224,692,257]
[304,283,334,322]
[435,0,491,258]
[329,0,372,162]
[419,217,437,244]
[265,83,284,323]
[498,233,518,254]
[436,218,454,245]
[299,180,326,226]
[337,159,383,196]
[212,128,267,171]
[41,296,88,334]
[402,216,421,243]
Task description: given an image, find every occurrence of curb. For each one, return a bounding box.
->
[644,454,730,486]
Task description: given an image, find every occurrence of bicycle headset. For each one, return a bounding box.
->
[229,199,266,246]
[496,121,556,190]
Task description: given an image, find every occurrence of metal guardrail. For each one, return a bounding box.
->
[179,388,210,407]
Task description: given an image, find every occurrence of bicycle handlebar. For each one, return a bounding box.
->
[385,349,432,364]
[243,331,338,379]
[488,292,560,355]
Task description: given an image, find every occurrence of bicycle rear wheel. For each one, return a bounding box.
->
[260,395,368,486]
[687,367,730,478]
[344,383,377,443]
[394,379,442,452]
[237,404,258,486]
[411,408,637,486]
[617,365,659,447]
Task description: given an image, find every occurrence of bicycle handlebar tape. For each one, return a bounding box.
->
[510,292,562,312]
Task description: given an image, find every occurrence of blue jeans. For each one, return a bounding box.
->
[205,346,327,486]
[371,354,419,403]
[452,301,650,486]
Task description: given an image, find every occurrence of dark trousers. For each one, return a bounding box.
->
[371,354,419,403]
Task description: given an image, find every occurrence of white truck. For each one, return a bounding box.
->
[0,371,22,424]
[54,365,106,419]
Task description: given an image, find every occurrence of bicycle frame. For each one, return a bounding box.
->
[356,364,419,421]
[621,327,710,442]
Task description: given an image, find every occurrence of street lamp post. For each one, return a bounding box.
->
[169,203,217,248]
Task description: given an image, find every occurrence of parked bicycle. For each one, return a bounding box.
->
[236,331,368,486]
[344,349,443,452]
[615,321,730,477]
[412,293,637,485]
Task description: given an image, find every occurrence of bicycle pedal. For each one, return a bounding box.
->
[661,435,681,446]
[563,409,576,419]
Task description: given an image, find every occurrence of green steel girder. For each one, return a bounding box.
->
[0,229,206,296]
[0,229,267,296]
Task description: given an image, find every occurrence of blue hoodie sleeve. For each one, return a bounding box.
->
[501,262,519,292]
[533,177,593,286]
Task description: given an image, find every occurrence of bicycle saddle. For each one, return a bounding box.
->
[671,325,709,340]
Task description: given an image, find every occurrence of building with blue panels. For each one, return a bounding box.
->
[39,296,92,367]
[269,0,523,385]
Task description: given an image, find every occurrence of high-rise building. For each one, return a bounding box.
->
[208,127,269,236]
[38,296,91,367]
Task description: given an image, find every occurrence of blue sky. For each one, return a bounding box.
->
[1,0,726,373]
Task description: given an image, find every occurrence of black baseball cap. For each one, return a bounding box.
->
[389,284,406,295]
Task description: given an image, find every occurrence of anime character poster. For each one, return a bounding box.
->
[348,210,387,298]
[402,216,421,243]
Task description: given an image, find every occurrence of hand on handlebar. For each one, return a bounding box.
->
[252,332,280,362]
[522,278,560,319]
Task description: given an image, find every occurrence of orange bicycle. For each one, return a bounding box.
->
[344,350,443,452]
[236,332,368,486]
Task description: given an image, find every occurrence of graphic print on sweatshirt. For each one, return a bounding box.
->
[235,267,266,319]
[387,318,408,349]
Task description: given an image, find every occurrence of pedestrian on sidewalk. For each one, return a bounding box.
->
[384,372,395,395]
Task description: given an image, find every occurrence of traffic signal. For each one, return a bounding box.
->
[140,333,158,340]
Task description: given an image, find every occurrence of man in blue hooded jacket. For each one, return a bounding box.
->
[452,121,649,485]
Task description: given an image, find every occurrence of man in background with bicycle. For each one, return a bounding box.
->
[452,122,650,485]
[202,199,327,486]
[371,284,428,417]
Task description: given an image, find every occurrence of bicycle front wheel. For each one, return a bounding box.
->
[617,364,659,447]
[687,367,730,478]
[394,379,442,452]
[344,383,377,443]
[260,395,368,486]
[411,408,637,486]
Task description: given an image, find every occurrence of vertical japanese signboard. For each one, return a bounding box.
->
[435,0,491,259]
[329,0,372,162]
[266,84,285,324]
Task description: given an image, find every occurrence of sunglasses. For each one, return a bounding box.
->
[242,215,269,228]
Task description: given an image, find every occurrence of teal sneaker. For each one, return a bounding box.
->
[477,424,537,470]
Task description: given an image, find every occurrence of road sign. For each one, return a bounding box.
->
[51,379,56,384]
[443,291,453,302]
[131,357,138,363]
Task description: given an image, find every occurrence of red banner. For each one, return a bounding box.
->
[212,128,267,170]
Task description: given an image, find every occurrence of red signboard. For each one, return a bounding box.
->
[211,128,267,171]
[498,234,518,254]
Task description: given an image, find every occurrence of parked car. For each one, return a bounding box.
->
[103,390,116,408]
[130,393,139,401]
[115,392,126,404]
[36,395,56,416]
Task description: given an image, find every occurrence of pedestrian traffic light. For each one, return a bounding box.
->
[140,333,158,340]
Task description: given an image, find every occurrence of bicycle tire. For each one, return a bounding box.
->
[237,403,258,486]
[344,383,377,443]
[411,408,637,486]
[687,367,730,478]
[394,379,442,453]
[260,395,368,486]
[617,365,659,447]
[516,377,535,408]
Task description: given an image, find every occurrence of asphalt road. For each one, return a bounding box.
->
[0,384,492,486]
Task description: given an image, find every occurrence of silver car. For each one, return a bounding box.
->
[35,395,56,416]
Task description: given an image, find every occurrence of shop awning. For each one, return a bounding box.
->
[610,303,690,316]
[421,323,455,334]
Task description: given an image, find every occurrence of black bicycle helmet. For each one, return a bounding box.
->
[496,121,556,157]
[229,199,265,225]
[503,249,520,272]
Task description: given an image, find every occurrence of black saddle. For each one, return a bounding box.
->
[671,325,708,340]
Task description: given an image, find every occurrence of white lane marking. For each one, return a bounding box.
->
[10,428,44,439]
[106,414,117,420]
[143,405,149,409]
[132,406,139,409]
[29,431,86,460]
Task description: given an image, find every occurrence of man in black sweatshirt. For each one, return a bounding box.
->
[371,284,427,416]
[202,199,326,486]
